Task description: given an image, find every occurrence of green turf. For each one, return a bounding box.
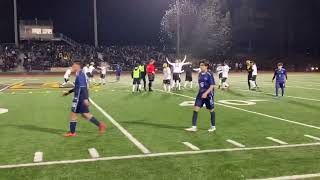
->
[0,72,320,179]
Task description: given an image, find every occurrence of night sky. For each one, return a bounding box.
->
[0,0,320,52]
[0,0,172,44]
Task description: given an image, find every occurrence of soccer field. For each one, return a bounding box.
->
[0,72,320,180]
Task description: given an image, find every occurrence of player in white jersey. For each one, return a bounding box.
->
[162,63,171,92]
[88,62,96,83]
[98,62,107,85]
[221,62,230,90]
[61,67,72,86]
[216,64,223,89]
[166,55,191,90]
[83,64,90,79]
[250,62,258,90]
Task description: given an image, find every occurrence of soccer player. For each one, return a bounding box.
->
[139,62,147,91]
[221,62,230,90]
[63,61,106,137]
[166,55,191,91]
[98,62,107,85]
[147,59,156,91]
[83,64,90,80]
[88,62,96,84]
[251,61,258,90]
[183,64,193,89]
[246,60,253,90]
[61,67,72,87]
[132,64,142,92]
[272,62,288,97]
[216,64,223,89]
[115,64,122,81]
[163,63,171,92]
[185,60,216,133]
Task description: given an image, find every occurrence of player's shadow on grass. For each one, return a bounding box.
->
[225,89,246,97]
[122,121,186,130]
[1,124,65,135]
[287,100,320,111]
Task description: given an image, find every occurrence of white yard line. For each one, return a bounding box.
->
[33,152,43,163]
[0,142,319,169]
[266,137,288,145]
[154,89,320,130]
[89,98,151,154]
[88,148,100,158]
[182,142,200,151]
[0,80,24,92]
[249,172,320,180]
[304,134,320,141]
[238,89,320,102]
[226,139,246,148]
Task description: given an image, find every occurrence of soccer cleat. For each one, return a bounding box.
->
[64,132,76,137]
[99,122,106,134]
[208,127,216,133]
[184,127,197,132]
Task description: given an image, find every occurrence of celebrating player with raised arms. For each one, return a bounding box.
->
[185,60,216,133]
[63,61,106,137]
[166,55,191,91]
[272,62,288,97]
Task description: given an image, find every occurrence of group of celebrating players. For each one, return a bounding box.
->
[61,57,288,136]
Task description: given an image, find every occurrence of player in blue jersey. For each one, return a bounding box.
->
[185,60,216,133]
[63,61,106,137]
[272,62,288,97]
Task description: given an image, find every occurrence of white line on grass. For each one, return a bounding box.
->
[154,89,320,130]
[249,172,320,180]
[238,89,320,102]
[89,98,151,154]
[304,134,320,141]
[266,137,288,145]
[33,152,43,163]
[182,142,200,151]
[226,139,246,148]
[88,148,100,158]
[0,142,319,169]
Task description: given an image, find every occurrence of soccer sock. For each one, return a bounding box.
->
[70,120,77,133]
[210,111,216,127]
[178,82,181,90]
[163,84,167,91]
[276,87,279,96]
[281,87,284,96]
[190,81,193,88]
[184,82,187,88]
[89,117,101,127]
[168,85,171,92]
[192,111,198,127]
[138,85,141,91]
[132,85,135,92]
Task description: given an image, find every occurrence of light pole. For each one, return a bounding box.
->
[13,0,19,46]
[176,0,181,56]
[93,0,98,47]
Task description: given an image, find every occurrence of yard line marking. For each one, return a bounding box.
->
[33,152,43,163]
[226,139,246,148]
[1,142,319,169]
[154,89,320,130]
[249,172,320,180]
[304,134,320,141]
[88,148,100,158]
[182,142,200,151]
[266,137,288,145]
[0,80,24,92]
[89,98,151,154]
[238,89,320,102]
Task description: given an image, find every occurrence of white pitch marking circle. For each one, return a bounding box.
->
[0,108,8,114]
[218,100,256,106]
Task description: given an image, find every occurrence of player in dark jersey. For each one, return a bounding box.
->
[183,64,193,89]
[272,62,288,97]
[63,61,106,137]
[185,60,216,133]
[246,60,253,90]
